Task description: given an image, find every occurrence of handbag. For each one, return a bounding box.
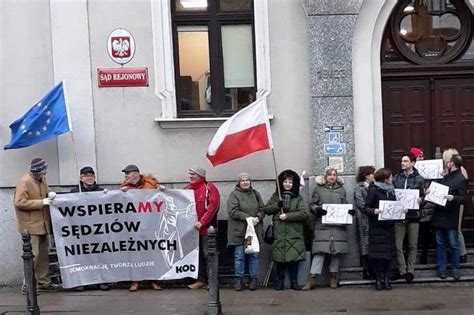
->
[263,222,274,244]
[244,217,260,254]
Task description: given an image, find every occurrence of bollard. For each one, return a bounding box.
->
[22,230,40,315]
[206,226,222,315]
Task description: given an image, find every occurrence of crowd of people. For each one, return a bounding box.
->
[13,146,469,293]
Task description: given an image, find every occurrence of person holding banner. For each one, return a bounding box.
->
[392,153,425,283]
[302,167,353,290]
[431,154,468,280]
[14,158,60,293]
[227,172,265,291]
[69,166,110,291]
[121,164,162,292]
[184,167,220,290]
[264,169,308,291]
[362,168,397,291]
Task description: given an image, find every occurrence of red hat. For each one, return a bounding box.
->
[410,147,424,158]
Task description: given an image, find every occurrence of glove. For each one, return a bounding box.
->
[103,189,108,194]
[444,195,454,201]
[277,200,284,209]
[48,192,56,199]
[42,198,52,206]
[348,209,356,216]
[159,185,167,191]
[310,205,326,216]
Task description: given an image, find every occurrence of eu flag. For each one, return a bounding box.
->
[4,82,71,150]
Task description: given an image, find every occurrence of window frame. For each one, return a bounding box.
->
[171,0,257,117]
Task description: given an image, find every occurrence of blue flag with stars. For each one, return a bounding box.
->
[4,82,71,150]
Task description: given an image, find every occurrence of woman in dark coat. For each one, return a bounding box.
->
[263,169,309,291]
[354,166,375,279]
[227,172,265,291]
[362,168,398,290]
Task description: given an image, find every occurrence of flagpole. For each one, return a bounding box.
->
[62,81,82,193]
[271,148,283,214]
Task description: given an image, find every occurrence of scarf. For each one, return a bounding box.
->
[374,181,395,197]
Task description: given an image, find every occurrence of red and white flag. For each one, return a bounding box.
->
[207,99,273,166]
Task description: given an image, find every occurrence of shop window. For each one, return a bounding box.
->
[172,0,256,117]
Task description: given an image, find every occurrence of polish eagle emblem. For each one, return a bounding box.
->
[111,36,131,58]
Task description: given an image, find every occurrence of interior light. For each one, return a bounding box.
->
[180,0,207,8]
[404,5,415,12]
[400,29,408,36]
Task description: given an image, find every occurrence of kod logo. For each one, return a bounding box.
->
[176,264,196,273]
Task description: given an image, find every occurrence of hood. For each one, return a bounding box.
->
[277,169,300,197]
[315,174,344,187]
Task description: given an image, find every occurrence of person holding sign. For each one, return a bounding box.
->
[14,158,60,293]
[185,167,220,290]
[362,168,397,291]
[227,173,265,291]
[263,170,308,291]
[302,167,354,290]
[430,154,468,281]
[121,164,162,292]
[392,153,424,283]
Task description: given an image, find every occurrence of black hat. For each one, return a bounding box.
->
[80,166,95,175]
[122,164,140,173]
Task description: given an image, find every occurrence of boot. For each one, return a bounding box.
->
[362,269,370,280]
[375,273,383,291]
[234,278,243,291]
[302,274,316,291]
[384,273,392,290]
[329,272,338,289]
[248,278,258,291]
[275,279,284,291]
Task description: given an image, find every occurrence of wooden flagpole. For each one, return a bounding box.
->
[62,81,82,193]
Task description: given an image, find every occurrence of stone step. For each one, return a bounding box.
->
[340,275,474,286]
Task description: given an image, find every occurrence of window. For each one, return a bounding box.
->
[172,0,256,117]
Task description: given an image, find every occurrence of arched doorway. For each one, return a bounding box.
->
[381,0,474,242]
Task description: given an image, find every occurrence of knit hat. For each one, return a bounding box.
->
[239,172,250,181]
[189,167,206,178]
[80,166,95,175]
[410,147,424,159]
[122,164,140,173]
[30,158,48,174]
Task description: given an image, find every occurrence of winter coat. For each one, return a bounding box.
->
[70,182,104,193]
[184,177,220,236]
[263,169,309,263]
[393,168,425,221]
[363,183,396,260]
[227,185,265,246]
[121,174,158,190]
[431,169,468,230]
[14,173,51,235]
[310,175,349,255]
[354,182,370,256]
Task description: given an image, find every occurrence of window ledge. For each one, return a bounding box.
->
[155,115,274,129]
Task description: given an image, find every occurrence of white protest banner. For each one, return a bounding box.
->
[425,181,450,206]
[378,200,406,221]
[414,159,444,179]
[322,204,353,225]
[395,189,420,210]
[50,189,198,288]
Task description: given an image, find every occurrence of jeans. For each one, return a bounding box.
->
[198,235,209,283]
[234,245,259,279]
[435,228,460,273]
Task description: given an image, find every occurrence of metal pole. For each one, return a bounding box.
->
[22,230,40,315]
[206,226,222,315]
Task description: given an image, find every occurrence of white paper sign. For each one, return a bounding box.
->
[415,159,444,179]
[425,181,450,206]
[322,204,353,225]
[395,189,420,209]
[378,200,406,220]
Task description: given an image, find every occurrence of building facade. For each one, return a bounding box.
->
[0,0,473,285]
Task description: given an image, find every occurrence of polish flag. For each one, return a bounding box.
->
[207,99,273,166]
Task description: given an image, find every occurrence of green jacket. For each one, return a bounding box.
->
[263,193,309,263]
[227,185,265,246]
[310,175,349,255]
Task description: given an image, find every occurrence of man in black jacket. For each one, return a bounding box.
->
[393,153,425,283]
[431,154,468,281]
[70,166,110,291]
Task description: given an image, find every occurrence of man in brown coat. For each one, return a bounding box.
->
[14,158,59,292]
